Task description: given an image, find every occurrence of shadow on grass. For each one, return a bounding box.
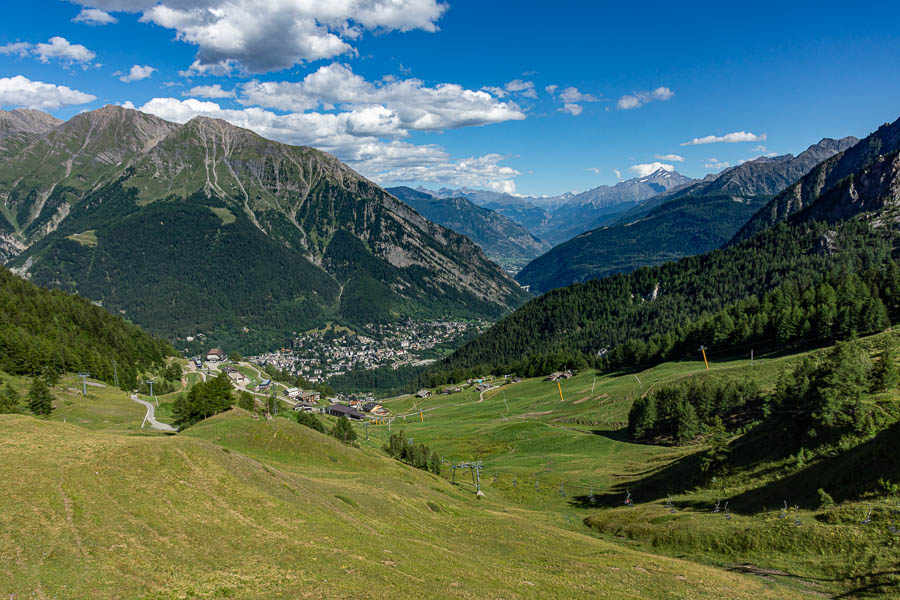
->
[729,421,900,512]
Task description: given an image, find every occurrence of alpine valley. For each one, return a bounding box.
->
[0,106,529,353]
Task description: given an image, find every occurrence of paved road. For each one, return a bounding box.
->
[131,395,177,432]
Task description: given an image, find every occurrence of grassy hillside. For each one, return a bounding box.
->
[356,331,900,597]
[0,408,805,599]
[3,329,898,597]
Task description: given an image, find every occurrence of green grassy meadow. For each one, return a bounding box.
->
[1,335,897,597]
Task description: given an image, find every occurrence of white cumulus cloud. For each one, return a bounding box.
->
[0,75,96,109]
[704,158,730,169]
[504,79,537,99]
[552,86,600,116]
[682,131,767,146]
[0,43,32,58]
[119,64,156,82]
[184,84,234,98]
[71,0,447,73]
[35,36,96,66]
[617,86,673,110]
[629,162,674,177]
[1,37,96,68]
[73,8,117,25]
[236,63,524,133]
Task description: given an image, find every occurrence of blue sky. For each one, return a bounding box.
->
[2,0,899,196]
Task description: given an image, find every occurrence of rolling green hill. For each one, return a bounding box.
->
[0,407,806,599]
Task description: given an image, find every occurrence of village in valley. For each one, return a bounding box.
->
[246,319,488,384]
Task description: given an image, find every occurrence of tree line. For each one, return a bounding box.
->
[422,221,898,387]
[0,267,174,389]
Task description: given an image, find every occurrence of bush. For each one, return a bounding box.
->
[330,415,357,444]
[818,488,836,509]
[297,411,327,434]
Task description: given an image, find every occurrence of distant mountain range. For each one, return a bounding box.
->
[1,106,529,352]
[421,167,695,246]
[734,119,900,242]
[386,186,550,260]
[516,136,859,293]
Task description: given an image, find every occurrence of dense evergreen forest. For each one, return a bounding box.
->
[0,266,174,388]
[629,336,899,458]
[424,220,899,386]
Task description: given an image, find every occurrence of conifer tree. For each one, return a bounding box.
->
[0,382,20,414]
[27,377,54,417]
[872,335,899,392]
[330,416,357,444]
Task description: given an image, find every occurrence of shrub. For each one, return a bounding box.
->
[297,411,327,434]
[330,415,357,444]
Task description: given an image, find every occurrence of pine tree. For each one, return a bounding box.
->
[27,377,54,417]
[330,416,357,444]
[872,335,899,392]
[700,417,730,475]
[0,382,20,414]
[673,400,699,444]
[237,390,255,412]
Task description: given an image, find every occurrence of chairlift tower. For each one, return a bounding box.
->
[78,373,91,396]
[145,379,157,407]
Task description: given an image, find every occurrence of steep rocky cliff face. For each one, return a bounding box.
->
[3,106,528,350]
[734,118,900,242]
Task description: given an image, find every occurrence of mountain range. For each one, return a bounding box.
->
[386,186,550,261]
[515,136,859,293]
[437,117,900,377]
[422,167,695,246]
[0,105,529,352]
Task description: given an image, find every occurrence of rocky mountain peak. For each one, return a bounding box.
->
[0,108,61,138]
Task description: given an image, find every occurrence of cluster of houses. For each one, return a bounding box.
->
[282,387,321,409]
[247,319,489,384]
[325,398,388,420]
[220,365,249,386]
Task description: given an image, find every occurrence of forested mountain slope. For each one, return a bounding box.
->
[516,193,769,293]
[0,266,173,387]
[431,220,898,380]
[387,186,550,260]
[3,106,528,352]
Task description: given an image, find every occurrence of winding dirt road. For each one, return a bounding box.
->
[131,395,177,432]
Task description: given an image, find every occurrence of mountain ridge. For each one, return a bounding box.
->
[3,105,528,352]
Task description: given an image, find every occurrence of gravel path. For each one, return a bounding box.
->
[131,395,177,432]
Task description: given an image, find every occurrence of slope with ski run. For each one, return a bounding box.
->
[0,371,803,599]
